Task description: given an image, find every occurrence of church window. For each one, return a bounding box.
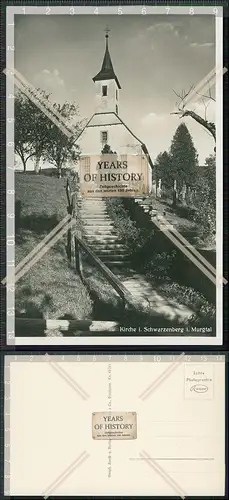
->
[102,85,107,96]
[101,131,108,143]
[116,105,118,114]
[116,89,118,100]
[83,156,90,173]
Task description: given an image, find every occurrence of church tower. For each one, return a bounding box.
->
[77,28,153,196]
[92,27,121,115]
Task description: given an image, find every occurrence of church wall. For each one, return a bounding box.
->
[78,122,142,156]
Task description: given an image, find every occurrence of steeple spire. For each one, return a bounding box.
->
[92,28,121,89]
[105,25,110,46]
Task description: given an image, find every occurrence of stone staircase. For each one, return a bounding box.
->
[78,197,132,268]
[77,197,194,323]
[119,272,193,322]
[134,198,179,229]
[135,197,161,220]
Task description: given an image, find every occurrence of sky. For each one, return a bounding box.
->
[14,14,216,165]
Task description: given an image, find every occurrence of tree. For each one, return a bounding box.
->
[169,123,199,192]
[171,85,216,150]
[101,144,116,154]
[42,102,81,178]
[15,93,36,172]
[154,151,173,190]
[193,154,216,244]
[15,89,51,172]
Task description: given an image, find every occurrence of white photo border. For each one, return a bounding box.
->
[6,5,224,346]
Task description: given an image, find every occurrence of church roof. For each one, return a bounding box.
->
[92,33,121,89]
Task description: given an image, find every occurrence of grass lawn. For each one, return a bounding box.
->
[15,173,93,320]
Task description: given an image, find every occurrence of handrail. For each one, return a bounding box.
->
[66,177,133,305]
[75,234,133,303]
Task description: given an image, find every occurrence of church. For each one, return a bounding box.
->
[77,29,154,194]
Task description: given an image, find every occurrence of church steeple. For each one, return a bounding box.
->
[93,29,121,115]
[93,28,121,89]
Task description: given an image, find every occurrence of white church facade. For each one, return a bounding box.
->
[77,30,154,194]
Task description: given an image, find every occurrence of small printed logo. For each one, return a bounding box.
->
[184,364,214,399]
[190,384,208,393]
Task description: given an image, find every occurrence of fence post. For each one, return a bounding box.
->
[74,236,83,278]
[121,294,126,313]
[66,178,71,208]
[67,227,72,263]
[72,192,76,218]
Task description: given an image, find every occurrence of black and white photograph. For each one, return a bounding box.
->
[6,6,224,344]
[4,353,226,497]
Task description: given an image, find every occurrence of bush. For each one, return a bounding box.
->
[193,155,216,245]
[159,282,216,322]
[144,251,177,283]
[105,198,148,253]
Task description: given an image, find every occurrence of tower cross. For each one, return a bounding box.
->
[104,25,110,39]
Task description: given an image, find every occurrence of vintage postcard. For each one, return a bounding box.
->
[4,353,226,496]
[5,5,225,345]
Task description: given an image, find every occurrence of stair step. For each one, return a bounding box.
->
[85,238,122,244]
[84,233,118,238]
[84,226,115,230]
[79,215,110,219]
[79,204,107,208]
[108,261,132,267]
[80,211,108,215]
[83,226,116,232]
[80,204,107,208]
[126,285,145,290]
[90,247,127,254]
[79,198,105,201]
[96,254,130,261]
[91,243,126,249]
[80,202,107,205]
[83,222,114,226]
[85,235,121,240]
